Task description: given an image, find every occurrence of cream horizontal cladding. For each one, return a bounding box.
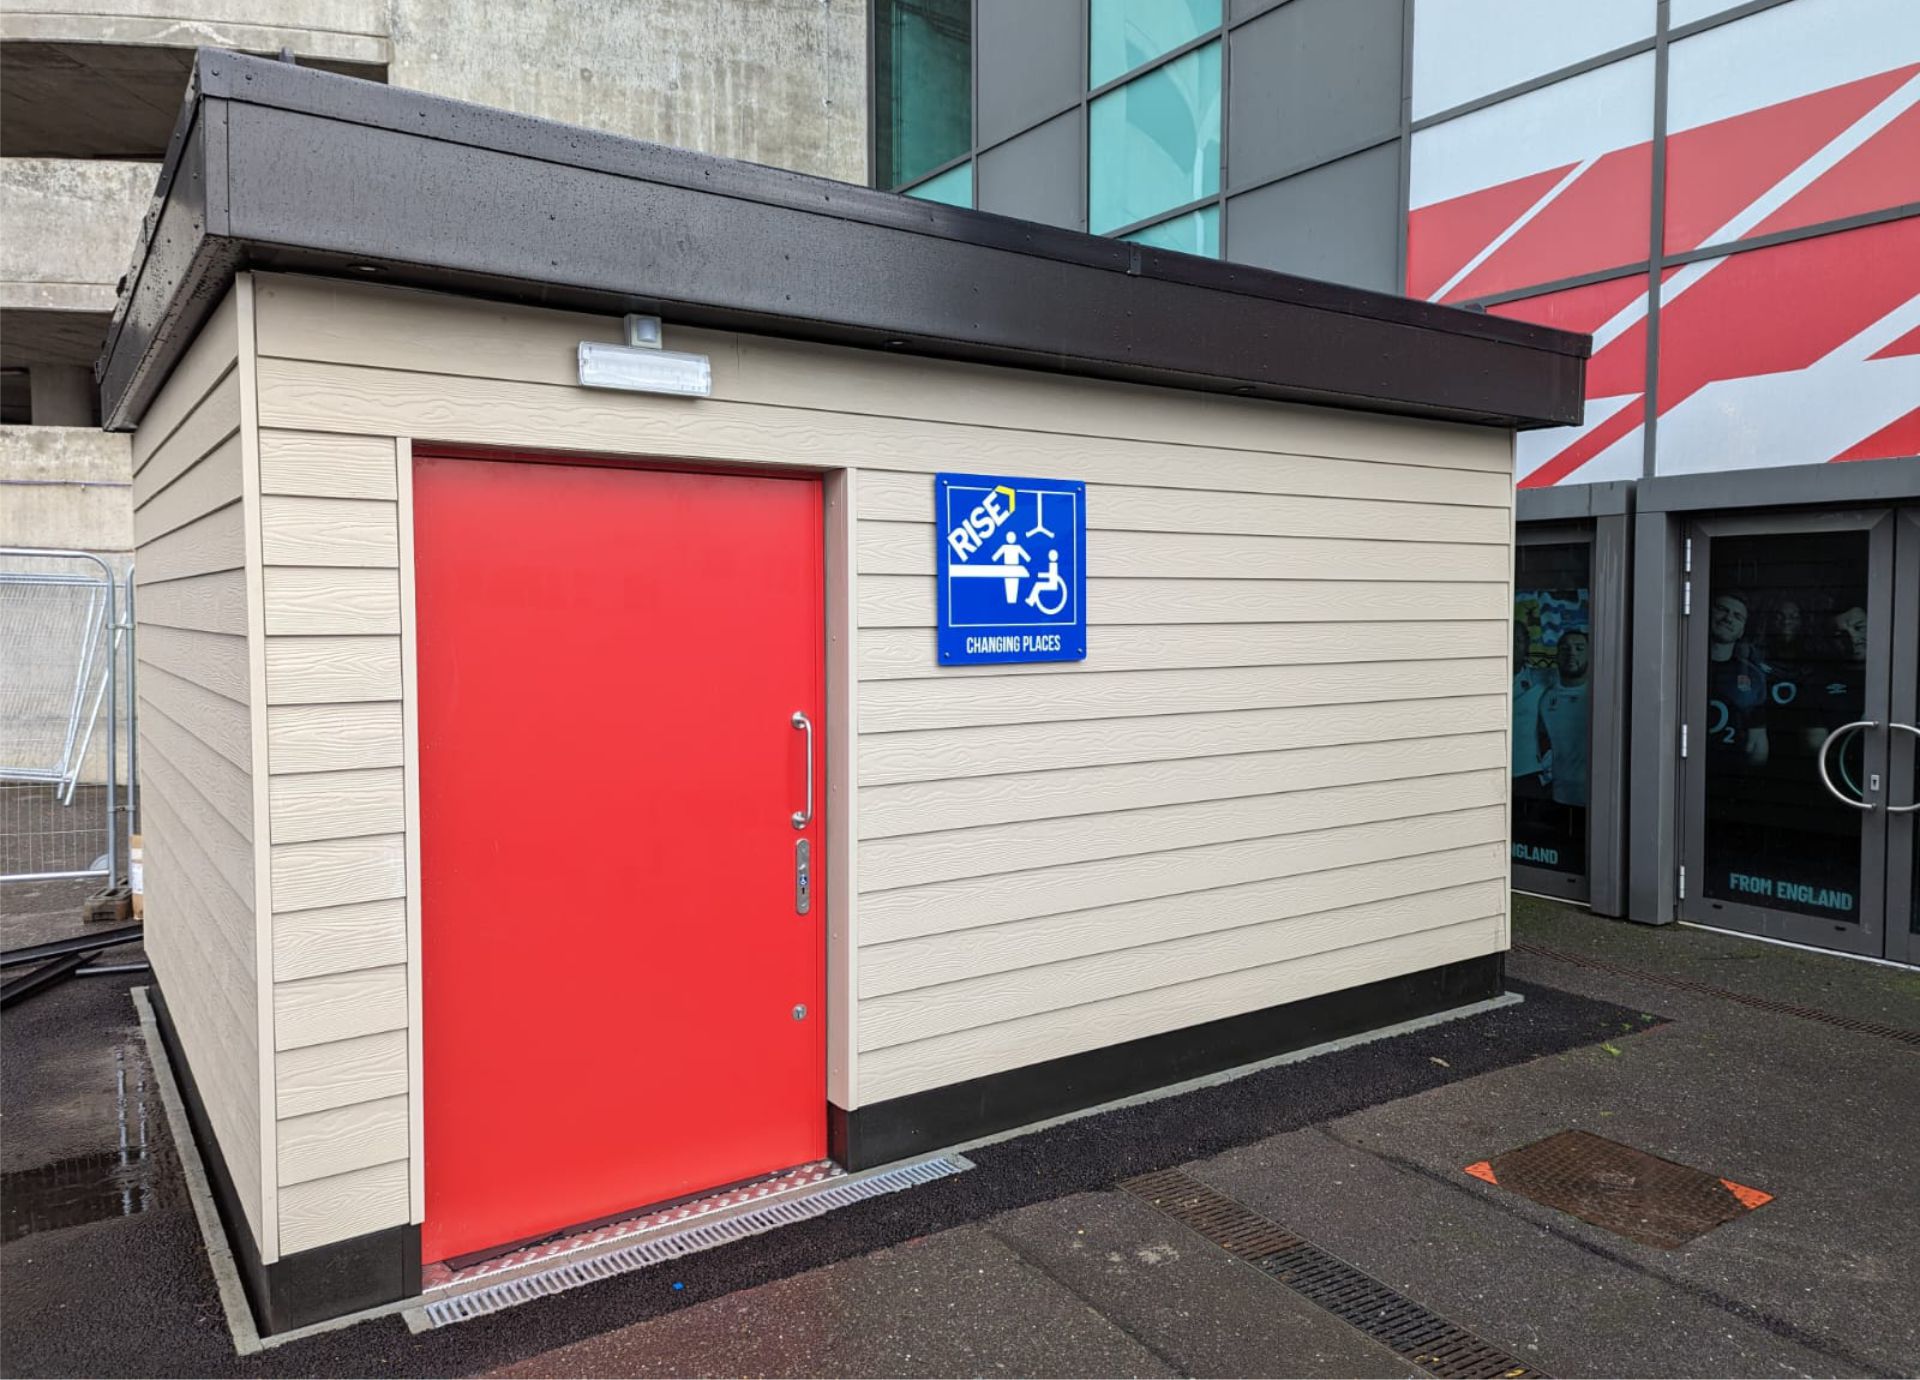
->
[250,404,414,1252]
[130,288,264,1245]
[244,271,1514,1121]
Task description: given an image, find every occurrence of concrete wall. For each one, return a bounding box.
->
[388,0,867,183]
[0,159,157,319]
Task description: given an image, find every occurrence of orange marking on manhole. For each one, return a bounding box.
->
[1463,1160,1498,1184]
[1720,1178,1773,1210]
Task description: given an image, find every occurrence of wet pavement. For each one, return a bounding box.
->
[2,896,1916,1377]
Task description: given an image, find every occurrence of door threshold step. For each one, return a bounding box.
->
[407,1153,970,1331]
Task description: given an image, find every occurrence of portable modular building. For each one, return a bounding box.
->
[101,52,1587,1333]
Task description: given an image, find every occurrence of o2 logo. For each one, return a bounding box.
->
[1707,697,1735,745]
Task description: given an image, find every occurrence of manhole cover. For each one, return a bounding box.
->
[1463,1130,1771,1248]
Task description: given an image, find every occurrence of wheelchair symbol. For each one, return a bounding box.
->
[1024,549,1069,616]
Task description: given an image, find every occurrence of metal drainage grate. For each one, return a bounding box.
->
[1123,1169,1543,1380]
[413,1155,967,1329]
[1463,1130,1770,1249]
[1513,942,1920,1048]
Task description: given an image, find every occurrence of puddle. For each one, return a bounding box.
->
[2,1041,183,1242]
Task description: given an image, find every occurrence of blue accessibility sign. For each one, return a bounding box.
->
[936,472,1086,666]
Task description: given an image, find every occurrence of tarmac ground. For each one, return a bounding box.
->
[2,893,1916,1378]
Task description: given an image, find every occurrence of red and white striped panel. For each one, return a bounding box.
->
[1492,218,1920,487]
[1419,0,1920,486]
[1409,0,1918,308]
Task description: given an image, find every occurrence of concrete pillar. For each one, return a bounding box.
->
[29,365,95,425]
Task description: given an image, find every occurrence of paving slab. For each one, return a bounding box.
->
[982,1190,1417,1379]
[491,1224,1176,1379]
[1194,991,1920,1378]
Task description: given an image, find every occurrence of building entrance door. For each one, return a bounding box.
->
[1680,507,1919,963]
[414,453,827,1264]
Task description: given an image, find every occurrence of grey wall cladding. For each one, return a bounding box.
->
[1227,0,1404,189]
[1227,142,1400,291]
[978,111,1086,230]
[976,0,1084,148]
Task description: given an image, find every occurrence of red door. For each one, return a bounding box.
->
[415,452,825,1264]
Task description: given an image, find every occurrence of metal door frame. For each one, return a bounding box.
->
[1678,507,1894,957]
[1883,509,1920,966]
[1512,522,1598,904]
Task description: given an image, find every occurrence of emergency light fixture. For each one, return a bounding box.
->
[578,314,711,397]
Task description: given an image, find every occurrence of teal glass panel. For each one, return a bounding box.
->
[906,162,973,209]
[1123,204,1220,257]
[1088,42,1221,234]
[1090,0,1220,87]
[875,0,972,188]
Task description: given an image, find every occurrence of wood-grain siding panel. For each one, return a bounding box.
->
[134,503,245,584]
[252,359,1518,506]
[139,697,254,842]
[260,495,399,568]
[860,731,1503,839]
[132,569,249,635]
[132,288,237,472]
[272,897,407,982]
[859,659,1505,734]
[276,1095,408,1186]
[268,768,405,844]
[259,430,397,499]
[266,702,403,774]
[262,567,401,636]
[264,637,402,705]
[132,378,241,511]
[137,624,249,705]
[134,434,242,543]
[862,844,1506,997]
[859,768,1503,892]
[276,1029,408,1118]
[861,806,1505,943]
[858,695,1504,787]
[277,1159,408,1254]
[271,834,406,913]
[251,275,1511,473]
[861,918,1503,1101]
[861,880,1505,1049]
[275,965,408,1051]
[137,663,250,770]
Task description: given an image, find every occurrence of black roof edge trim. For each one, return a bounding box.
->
[100,49,1589,434]
[190,51,1587,360]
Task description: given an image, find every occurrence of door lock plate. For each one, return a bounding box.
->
[795,837,811,915]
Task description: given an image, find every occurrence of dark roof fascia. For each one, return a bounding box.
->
[99,50,1590,434]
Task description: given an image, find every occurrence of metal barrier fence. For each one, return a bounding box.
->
[1,549,136,886]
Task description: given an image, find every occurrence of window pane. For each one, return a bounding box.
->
[1663,0,1920,254]
[1089,41,1221,234]
[1410,0,1654,122]
[905,162,973,208]
[1513,543,1593,881]
[1090,0,1220,87]
[875,0,972,189]
[1122,205,1219,257]
[1407,54,1653,303]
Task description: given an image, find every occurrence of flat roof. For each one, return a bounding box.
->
[98,50,1589,434]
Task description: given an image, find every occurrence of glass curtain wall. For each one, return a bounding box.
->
[874,0,972,192]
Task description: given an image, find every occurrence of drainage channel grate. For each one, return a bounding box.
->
[412,1156,968,1330]
[1513,942,1920,1048]
[1122,1169,1543,1380]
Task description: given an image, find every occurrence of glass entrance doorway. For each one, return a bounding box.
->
[1682,508,1919,963]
